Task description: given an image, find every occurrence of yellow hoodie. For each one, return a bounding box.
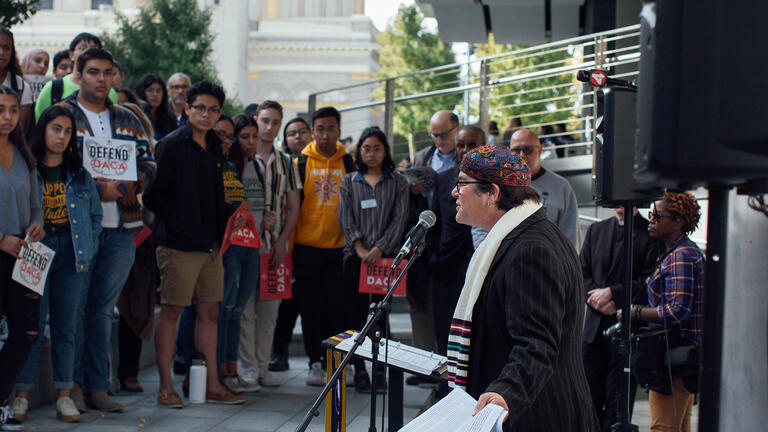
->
[294,141,351,249]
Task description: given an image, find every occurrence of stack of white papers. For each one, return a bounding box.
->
[398,388,507,432]
[334,332,446,376]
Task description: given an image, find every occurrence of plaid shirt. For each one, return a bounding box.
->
[647,237,705,346]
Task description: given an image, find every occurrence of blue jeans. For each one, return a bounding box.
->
[218,246,259,368]
[16,231,90,391]
[74,228,136,392]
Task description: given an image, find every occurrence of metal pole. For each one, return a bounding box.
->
[478,59,490,136]
[308,93,317,116]
[385,78,394,153]
[699,185,730,432]
[463,44,473,125]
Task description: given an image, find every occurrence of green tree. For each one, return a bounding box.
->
[474,34,577,133]
[377,5,459,156]
[102,0,242,114]
[1,0,39,28]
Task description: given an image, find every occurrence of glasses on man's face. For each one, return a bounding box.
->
[648,210,676,221]
[430,124,458,141]
[214,129,234,142]
[169,84,189,91]
[510,145,536,156]
[286,128,309,138]
[455,179,489,194]
[190,104,221,115]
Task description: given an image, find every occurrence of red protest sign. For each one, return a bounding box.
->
[260,253,292,300]
[133,225,151,248]
[358,258,407,296]
[221,204,261,256]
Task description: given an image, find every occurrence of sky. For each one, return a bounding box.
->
[364,0,437,32]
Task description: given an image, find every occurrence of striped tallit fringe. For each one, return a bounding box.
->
[447,318,472,389]
[446,201,542,390]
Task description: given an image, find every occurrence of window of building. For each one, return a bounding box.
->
[91,0,114,9]
[38,0,53,9]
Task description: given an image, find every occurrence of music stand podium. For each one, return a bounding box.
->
[322,330,448,431]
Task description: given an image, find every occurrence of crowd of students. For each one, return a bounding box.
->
[0,26,704,432]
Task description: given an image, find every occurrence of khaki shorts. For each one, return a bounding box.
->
[156,245,224,306]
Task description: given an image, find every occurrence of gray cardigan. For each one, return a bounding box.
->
[0,147,43,239]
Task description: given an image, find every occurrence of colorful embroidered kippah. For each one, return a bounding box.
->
[460,145,531,186]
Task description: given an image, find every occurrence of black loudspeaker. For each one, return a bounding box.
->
[594,87,658,206]
[634,1,768,188]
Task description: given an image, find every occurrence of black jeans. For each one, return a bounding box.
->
[293,244,345,366]
[271,297,299,356]
[0,251,41,403]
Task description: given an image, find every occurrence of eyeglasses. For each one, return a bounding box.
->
[510,145,536,156]
[169,84,189,91]
[455,179,489,193]
[360,146,384,154]
[286,128,309,138]
[648,210,677,221]
[190,104,221,115]
[214,130,234,142]
[429,124,458,141]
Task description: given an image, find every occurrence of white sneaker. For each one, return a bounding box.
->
[239,364,259,384]
[55,397,80,423]
[224,375,261,393]
[306,362,325,386]
[9,399,25,423]
[258,367,280,387]
[0,405,24,431]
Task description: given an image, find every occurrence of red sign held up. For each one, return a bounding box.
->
[260,253,292,300]
[358,258,407,296]
[220,204,261,256]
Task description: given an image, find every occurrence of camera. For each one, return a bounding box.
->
[602,322,622,338]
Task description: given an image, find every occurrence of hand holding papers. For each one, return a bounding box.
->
[398,387,507,432]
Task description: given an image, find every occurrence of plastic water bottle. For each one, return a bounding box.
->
[189,359,207,404]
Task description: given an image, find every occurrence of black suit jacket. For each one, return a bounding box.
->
[580,213,661,344]
[426,166,473,270]
[469,209,599,432]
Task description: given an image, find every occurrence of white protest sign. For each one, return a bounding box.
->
[12,239,56,295]
[83,136,138,181]
[24,75,53,101]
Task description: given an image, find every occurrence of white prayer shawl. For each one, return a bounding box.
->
[446,201,542,390]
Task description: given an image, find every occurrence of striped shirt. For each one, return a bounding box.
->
[647,237,705,346]
[253,147,302,251]
[338,171,410,259]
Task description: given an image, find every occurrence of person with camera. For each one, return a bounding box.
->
[581,207,660,431]
[626,191,704,432]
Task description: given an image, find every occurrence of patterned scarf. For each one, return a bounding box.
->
[447,201,542,389]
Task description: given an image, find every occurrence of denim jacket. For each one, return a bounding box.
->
[38,167,103,272]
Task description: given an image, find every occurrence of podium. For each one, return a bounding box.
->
[322,331,448,431]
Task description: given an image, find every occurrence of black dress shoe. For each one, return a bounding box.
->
[268,352,290,372]
[354,371,372,393]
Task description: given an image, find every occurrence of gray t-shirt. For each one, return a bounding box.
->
[0,147,42,238]
[242,160,266,230]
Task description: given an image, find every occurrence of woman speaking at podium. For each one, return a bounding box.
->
[446,145,598,431]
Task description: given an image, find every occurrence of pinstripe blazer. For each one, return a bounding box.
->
[467,208,599,431]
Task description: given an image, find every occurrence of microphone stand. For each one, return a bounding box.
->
[295,239,426,432]
[610,204,639,432]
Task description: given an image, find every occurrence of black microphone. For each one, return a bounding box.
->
[391,210,437,270]
[576,69,637,89]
